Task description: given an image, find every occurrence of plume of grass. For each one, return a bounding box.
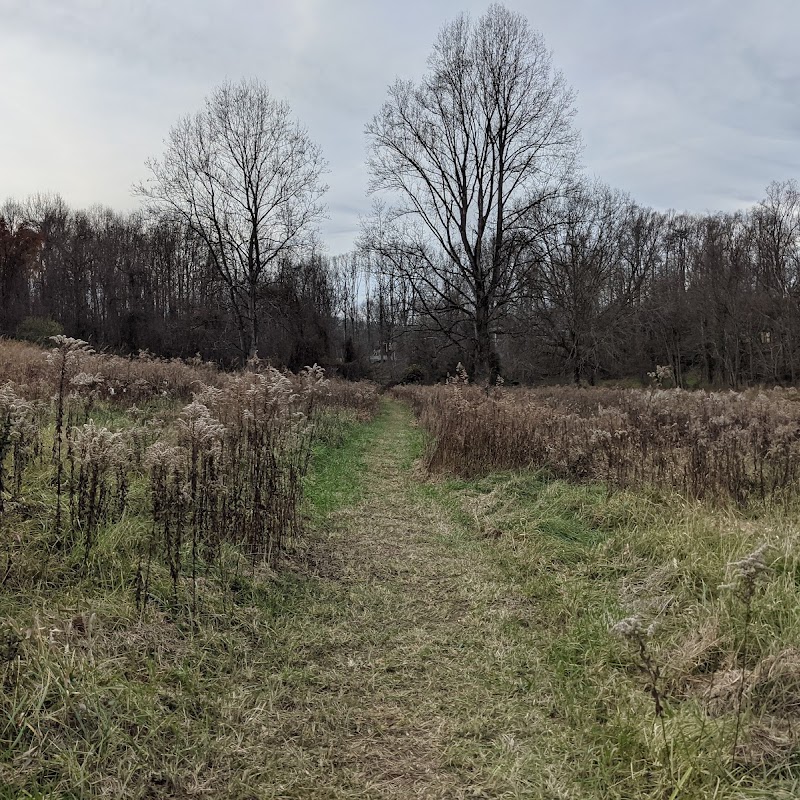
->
[611,614,669,763]
[46,336,94,538]
[67,420,131,571]
[0,383,36,513]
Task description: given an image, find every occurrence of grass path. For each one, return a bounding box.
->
[4,398,603,800]
[272,400,561,799]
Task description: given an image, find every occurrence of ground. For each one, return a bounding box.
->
[282,400,545,798]
[267,399,800,799]
[5,398,799,798]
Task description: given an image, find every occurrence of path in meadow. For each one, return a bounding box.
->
[267,400,548,799]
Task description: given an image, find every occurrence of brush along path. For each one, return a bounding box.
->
[276,400,552,799]
[7,399,791,797]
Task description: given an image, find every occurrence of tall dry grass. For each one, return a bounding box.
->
[396,382,800,505]
[0,338,379,609]
[0,337,224,403]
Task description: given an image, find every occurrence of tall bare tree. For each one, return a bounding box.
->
[364,3,579,380]
[136,79,327,358]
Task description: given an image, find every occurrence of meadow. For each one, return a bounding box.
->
[0,338,379,797]
[395,375,800,505]
[394,376,800,797]
[2,342,800,798]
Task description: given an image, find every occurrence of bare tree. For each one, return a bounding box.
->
[364,3,579,380]
[525,182,631,383]
[752,180,800,298]
[136,78,327,358]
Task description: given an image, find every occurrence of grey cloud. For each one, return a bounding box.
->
[1,0,798,252]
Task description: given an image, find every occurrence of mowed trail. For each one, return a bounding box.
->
[267,401,544,799]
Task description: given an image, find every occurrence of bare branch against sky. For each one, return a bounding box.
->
[1,0,798,253]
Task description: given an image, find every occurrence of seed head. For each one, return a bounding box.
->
[611,615,646,641]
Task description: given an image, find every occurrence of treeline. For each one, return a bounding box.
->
[2,180,800,389]
[2,20,799,391]
[0,194,337,369]
[346,179,800,388]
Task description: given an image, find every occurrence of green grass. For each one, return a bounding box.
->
[303,404,391,523]
[427,468,800,798]
[0,402,388,799]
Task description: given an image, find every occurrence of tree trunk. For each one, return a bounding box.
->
[247,284,259,359]
[472,296,496,383]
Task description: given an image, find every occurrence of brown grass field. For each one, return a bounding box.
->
[395,381,800,505]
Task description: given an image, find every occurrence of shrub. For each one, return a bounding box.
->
[402,363,426,384]
[16,316,63,344]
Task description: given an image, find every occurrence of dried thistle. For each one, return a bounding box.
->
[611,614,667,720]
[48,336,94,537]
[720,542,773,603]
[68,420,131,568]
[721,542,776,763]
[0,383,33,512]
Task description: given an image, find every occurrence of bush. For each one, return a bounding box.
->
[402,363,426,384]
[16,316,63,344]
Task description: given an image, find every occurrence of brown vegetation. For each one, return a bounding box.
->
[396,381,800,505]
[0,337,379,606]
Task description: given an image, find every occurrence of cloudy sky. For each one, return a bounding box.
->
[1,0,798,253]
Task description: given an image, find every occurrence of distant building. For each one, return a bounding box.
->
[369,343,396,363]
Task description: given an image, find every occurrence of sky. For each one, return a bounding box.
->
[1,0,799,254]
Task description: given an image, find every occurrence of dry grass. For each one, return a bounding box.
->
[263,400,800,797]
[0,388,382,799]
[395,382,800,505]
[391,383,800,795]
[0,342,379,576]
[5,366,800,797]
[0,337,224,403]
[0,340,382,797]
